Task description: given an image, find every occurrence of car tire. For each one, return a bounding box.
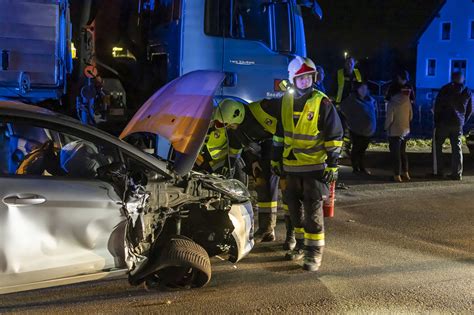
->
[145,236,211,290]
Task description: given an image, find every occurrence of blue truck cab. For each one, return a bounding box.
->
[146,0,320,103]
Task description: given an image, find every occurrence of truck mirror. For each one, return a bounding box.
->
[296,0,323,20]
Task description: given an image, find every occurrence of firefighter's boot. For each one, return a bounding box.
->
[254,213,276,242]
[283,215,296,251]
[303,246,323,272]
[285,238,304,261]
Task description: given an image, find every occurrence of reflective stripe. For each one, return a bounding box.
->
[282,203,289,211]
[294,227,305,240]
[325,140,343,147]
[292,145,325,154]
[283,164,325,172]
[273,135,284,143]
[284,132,321,141]
[304,232,325,240]
[258,201,278,208]
[304,239,325,247]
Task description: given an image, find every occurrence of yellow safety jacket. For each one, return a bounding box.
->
[336,68,362,103]
[248,101,277,135]
[198,128,241,171]
[281,90,330,172]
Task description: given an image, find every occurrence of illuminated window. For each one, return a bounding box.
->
[427,59,436,77]
[441,22,451,40]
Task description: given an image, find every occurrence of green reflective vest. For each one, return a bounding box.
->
[336,68,362,103]
[204,128,241,171]
[281,91,327,172]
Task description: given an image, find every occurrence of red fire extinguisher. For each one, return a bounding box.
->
[323,182,336,217]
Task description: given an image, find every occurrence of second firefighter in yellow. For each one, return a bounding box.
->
[272,56,344,272]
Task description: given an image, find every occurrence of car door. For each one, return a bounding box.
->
[0,118,126,290]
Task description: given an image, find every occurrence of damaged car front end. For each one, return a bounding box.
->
[104,164,253,289]
[118,70,254,289]
[0,71,254,293]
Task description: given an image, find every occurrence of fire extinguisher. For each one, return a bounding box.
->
[323,181,336,217]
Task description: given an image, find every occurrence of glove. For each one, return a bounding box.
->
[271,160,282,176]
[322,166,338,184]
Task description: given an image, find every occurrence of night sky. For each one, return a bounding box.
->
[304,0,444,82]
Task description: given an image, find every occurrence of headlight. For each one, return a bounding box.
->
[208,179,251,201]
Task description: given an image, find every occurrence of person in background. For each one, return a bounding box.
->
[340,81,377,175]
[331,56,363,159]
[314,65,326,93]
[432,71,472,181]
[385,70,414,182]
[332,56,363,105]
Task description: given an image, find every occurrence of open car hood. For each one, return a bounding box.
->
[120,71,224,175]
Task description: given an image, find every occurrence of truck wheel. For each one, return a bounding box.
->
[145,236,211,290]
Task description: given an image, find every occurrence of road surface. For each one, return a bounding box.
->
[1,152,473,313]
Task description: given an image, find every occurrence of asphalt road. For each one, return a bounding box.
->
[1,152,473,314]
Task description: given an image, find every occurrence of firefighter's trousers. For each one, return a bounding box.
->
[285,174,328,254]
[254,157,279,216]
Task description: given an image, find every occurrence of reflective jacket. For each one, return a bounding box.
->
[197,127,241,171]
[336,68,362,104]
[273,90,344,174]
[228,100,279,165]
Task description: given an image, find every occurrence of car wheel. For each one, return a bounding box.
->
[145,236,211,290]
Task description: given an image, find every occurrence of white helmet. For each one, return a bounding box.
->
[288,56,317,84]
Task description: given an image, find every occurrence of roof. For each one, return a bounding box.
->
[414,0,447,44]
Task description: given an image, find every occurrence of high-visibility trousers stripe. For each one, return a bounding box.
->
[282,203,289,212]
[304,232,325,247]
[304,238,325,247]
[258,201,278,214]
[294,227,305,240]
[258,201,278,208]
[304,232,325,240]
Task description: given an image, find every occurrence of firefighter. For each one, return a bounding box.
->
[272,56,343,271]
[195,99,245,176]
[332,56,363,157]
[227,98,285,244]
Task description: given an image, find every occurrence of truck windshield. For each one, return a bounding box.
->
[205,0,293,53]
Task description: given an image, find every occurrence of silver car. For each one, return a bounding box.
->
[0,71,254,294]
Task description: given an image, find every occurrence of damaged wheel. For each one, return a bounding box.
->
[145,236,211,290]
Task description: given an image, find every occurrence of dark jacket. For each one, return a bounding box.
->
[434,83,473,128]
[340,94,377,137]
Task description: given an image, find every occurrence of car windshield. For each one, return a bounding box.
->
[205,0,293,52]
[234,0,293,52]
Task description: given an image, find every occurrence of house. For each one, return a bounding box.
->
[416,0,474,108]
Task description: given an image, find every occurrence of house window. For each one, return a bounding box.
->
[451,60,467,76]
[427,59,436,76]
[470,20,474,39]
[441,22,451,40]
